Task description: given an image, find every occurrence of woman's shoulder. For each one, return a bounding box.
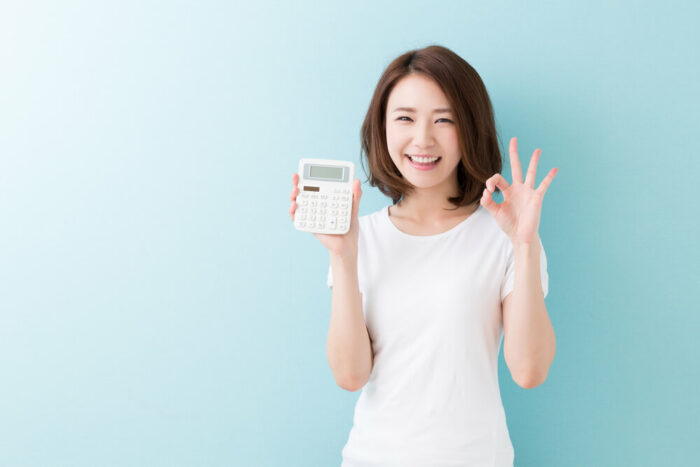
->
[358,204,386,220]
[357,205,388,230]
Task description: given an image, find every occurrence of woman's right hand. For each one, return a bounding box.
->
[289,172,362,258]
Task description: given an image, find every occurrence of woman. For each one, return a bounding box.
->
[288,45,558,467]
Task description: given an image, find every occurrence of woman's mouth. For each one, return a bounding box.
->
[405,154,441,171]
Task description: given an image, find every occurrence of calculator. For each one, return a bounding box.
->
[294,158,354,235]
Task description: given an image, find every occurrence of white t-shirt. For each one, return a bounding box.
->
[326,203,549,467]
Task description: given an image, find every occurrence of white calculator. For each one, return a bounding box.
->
[295,158,354,235]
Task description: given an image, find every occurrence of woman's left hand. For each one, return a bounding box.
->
[480,137,558,245]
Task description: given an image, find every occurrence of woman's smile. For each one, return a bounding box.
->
[405,154,442,170]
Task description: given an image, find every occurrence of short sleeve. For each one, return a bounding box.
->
[326,263,333,289]
[500,237,549,302]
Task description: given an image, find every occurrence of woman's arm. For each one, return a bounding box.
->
[502,237,556,389]
[326,251,373,392]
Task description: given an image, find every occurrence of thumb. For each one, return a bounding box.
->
[351,179,362,219]
[480,187,497,216]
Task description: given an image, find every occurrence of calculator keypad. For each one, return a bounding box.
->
[295,188,352,233]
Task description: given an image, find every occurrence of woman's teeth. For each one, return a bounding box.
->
[408,155,440,163]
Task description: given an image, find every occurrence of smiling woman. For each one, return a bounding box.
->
[289,44,554,467]
[360,47,503,213]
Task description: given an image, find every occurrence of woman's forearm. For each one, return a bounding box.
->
[326,251,373,391]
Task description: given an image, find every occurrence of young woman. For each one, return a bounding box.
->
[288,45,558,467]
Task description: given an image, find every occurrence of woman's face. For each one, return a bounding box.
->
[385,73,461,190]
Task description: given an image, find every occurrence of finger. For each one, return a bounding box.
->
[480,187,499,216]
[485,173,511,194]
[289,201,297,221]
[352,179,362,219]
[481,187,495,207]
[509,137,524,184]
[535,167,558,197]
[525,148,541,189]
[291,173,299,202]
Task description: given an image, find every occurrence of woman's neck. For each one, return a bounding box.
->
[393,179,470,221]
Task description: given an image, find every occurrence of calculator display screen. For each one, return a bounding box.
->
[309,165,344,180]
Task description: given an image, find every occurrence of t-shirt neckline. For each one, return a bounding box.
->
[383,204,484,240]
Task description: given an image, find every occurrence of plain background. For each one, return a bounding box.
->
[1,1,698,466]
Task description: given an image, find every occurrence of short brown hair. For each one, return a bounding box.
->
[359,45,503,210]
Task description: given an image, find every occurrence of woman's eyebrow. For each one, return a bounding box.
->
[392,107,452,113]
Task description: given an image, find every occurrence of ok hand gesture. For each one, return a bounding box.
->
[481,137,558,245]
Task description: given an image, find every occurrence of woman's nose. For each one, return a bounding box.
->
[412,122,435,147]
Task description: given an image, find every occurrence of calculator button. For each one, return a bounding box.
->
[310,201,317,206]
[330,201,337,208]
[330,209,337,215]
[340,202,348,208]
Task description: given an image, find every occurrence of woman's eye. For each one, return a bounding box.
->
[396,116,453,123]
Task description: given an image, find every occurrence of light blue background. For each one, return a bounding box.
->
[1,1,698,466]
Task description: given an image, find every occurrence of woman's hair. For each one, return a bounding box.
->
[360,45,503,210]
